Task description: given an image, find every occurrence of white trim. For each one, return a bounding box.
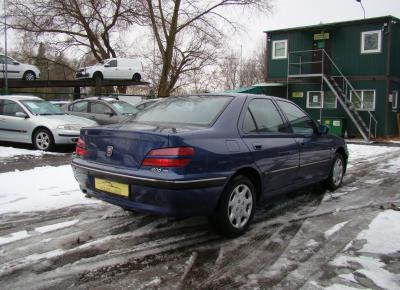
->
[350,90,376,111]
[306,91,324,109]
[272,39,288,59]
[392,90,398,109]
[361,30,382,54]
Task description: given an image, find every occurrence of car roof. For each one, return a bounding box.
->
[0,95,42,101]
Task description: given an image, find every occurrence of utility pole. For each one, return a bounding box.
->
[3,0,8,93]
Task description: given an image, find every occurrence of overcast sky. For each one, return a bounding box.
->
[231,0,400,56]
[1,0,399,59]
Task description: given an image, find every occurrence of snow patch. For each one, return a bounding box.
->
[377,156,400,174]
[0,230,30,246]
[347,144,400,163]
[324,221,349,239]
[0,146,62,158]
[35,219,79,233]
[0,165,99,214]
[357,210,400,254]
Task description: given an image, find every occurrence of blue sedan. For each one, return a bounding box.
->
[71,94,348,237]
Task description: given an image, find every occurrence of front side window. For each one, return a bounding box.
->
[90,102,111,114]
[0,100,24,116]
[392,90,398,109]
[107,60,117,67]
[277,100,316,135]
[361,30,382,54]
[307,91,324,109]
[243,99,286,133]
[132,95,232,127]
[350,90,376,111]
[71,101,88,112]
[0,56,14,65]
[272,40,288,59]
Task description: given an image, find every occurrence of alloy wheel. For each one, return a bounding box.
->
[35,131,50,150]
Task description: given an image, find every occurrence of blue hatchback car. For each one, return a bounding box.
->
[72,94,348,237]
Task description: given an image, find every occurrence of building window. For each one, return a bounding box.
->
[324,91,337,109]
[307,91,323,108]
[361,30,382,54]
[392,90,398,109]
[272,40,288,59]
[350,90,376,111]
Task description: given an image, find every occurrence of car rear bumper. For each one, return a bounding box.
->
[71,160,227,217]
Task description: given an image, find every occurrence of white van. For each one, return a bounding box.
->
[76,58,144,82]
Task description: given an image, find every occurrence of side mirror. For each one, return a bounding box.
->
[15,112,28,118]
[13,61,20,65]
[319,124,329,135]
[104,63,110,68]
[105,110,114,116]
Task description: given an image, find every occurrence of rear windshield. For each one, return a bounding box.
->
[132,95,232,126]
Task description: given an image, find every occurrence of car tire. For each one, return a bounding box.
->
[93,72,103,81]
[132,73,141,82]
[23,70,36,81]
[33,128,54,151]
[211,175,256,238]
[324,153,345,191]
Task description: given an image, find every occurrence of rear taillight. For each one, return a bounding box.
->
[75,137,87,156]
[142,147,194,168]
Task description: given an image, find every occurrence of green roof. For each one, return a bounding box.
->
[264,15,399,34]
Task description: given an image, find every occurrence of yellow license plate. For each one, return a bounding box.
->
[94,178,129,197]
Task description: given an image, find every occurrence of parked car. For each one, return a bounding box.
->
[75,58,143,81]
[0,54,40,80]
[0,95,97,151]
[71,94,348,237]
[65,97,139,125]
[50,101,70,110]
[135,98,161,110]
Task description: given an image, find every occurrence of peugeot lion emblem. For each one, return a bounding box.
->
[106,146,114,158]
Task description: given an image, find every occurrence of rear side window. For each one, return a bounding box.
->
[71,101,88,112]
[243,99,286,133]
[277,100,315,135]
[132,96,232,126]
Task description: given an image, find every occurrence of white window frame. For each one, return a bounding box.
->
[350,90,376,111]
[361,30,382,54]
[306,91,324,109]
[272,39,288,60]
[392,90,398,109]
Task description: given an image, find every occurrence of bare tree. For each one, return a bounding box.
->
[7,0,142,62]
[220,53,240,90]
[141,0,271,97]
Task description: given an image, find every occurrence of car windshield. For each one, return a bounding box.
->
[131,95,233,126]
[21,100,65,115]
[109,101,138,115]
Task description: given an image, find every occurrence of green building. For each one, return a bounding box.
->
[259,16,400,140]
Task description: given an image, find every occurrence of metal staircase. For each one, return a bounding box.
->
[287,49,377,142]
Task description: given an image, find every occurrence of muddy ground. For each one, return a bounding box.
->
[0,145,399,290]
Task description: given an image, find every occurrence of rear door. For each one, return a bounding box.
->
[276,100,332,182]
[240,97,299,195]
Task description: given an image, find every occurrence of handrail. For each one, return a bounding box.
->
[288,49,378,139]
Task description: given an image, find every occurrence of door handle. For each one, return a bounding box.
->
[278,151,291,156]
[253,144,262,150]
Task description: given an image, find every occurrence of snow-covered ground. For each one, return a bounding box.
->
[0,165,98,215]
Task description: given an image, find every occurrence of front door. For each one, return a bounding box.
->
[276,100,332,182]
[89,101,118,125]
[240,98,299,196]
[312,31,332,75]
[0,100,31,142]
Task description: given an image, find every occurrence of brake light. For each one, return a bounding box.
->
[142,147,195,167]
[75,137,87,156]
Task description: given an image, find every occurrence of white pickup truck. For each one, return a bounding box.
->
[76,58,144,82]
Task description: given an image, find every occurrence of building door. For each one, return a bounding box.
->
[312,31,332,75]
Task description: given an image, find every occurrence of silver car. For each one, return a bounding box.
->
[0,95,97,151]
